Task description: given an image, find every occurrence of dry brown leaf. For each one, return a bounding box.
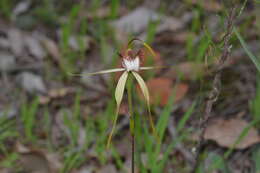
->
[204,118,260,149]
[137,78,188,106]
[39,88,73,105]
[0,52,16,72]
[41,37,61,63]
[15,142,62,173]
[17,72,47,94]
[145,78,172,106]
[157,31,191,44]
[19,152,51,173]
[191,0,222,12]
[0,168,13,173]
[24,34,46,59]
[164,62,206,80]
[113,7,159,34]
[173,83,189,103]
[97,165,117,173]
[8,28,24,56]
[156,16,183,33]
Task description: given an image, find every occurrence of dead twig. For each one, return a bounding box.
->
[192,7,238,172]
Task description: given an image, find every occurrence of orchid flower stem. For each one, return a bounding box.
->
[127,73,135,173]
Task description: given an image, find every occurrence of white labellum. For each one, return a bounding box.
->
[122,57,140,72]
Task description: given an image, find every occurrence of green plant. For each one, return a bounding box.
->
[136,99,196,173]
[0,0,15,18]
[234,27,260,72]
[70,39,165,173]
[21,97,39,141]
[251,78,260,121]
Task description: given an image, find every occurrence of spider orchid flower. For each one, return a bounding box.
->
[70,39,161,148]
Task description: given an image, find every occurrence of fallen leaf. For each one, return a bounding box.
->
[137,78,188,106]
[0,168,13,173]
[191,0,222,12]
[204,118,260,149]
[145,78,172,106]
[39,88,73,104]
[12,1,31,18]
[19,152,51,173]
[16,72,47,94]
[164,62,206,80]
[71,166,95,173]
[8,28,24,57]
[97,165,117,173]
[156,16,183,33]
[41,37,61,63]
[0,37,10,49]
[0,52,16,71]
[113,7,159,34]
[49,88,72,98]
[173,83,189,103]
[24,34,46,59]
[157,31,191,44]
[16,142,62,173]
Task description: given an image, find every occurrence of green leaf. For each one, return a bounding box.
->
[132,72,158,140]
[234,27,260,72]
[107,71,128,148]
[139,66,167,71]
[68,68,125,76]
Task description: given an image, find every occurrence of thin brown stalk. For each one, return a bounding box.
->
[192,7,238,172]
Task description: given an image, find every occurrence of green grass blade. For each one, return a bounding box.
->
[234,27,260,72]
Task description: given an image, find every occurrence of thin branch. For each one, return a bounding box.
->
[192,7,238,172]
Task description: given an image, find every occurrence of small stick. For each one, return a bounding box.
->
[192,6,237,172]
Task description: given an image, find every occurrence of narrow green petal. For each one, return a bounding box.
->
[68,68,125,76]
[132,72,149,102]
[127,38,156,57]
[140,66,168,71]
[139,67,156,70]
[107,71,129,148]
[132,72,158,140]
[142,42,156,57]
[115,71,129,106]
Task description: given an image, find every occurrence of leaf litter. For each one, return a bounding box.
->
[204,117,260,149]
[0,1,259,172]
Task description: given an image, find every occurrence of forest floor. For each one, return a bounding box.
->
[0,0,260,173]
